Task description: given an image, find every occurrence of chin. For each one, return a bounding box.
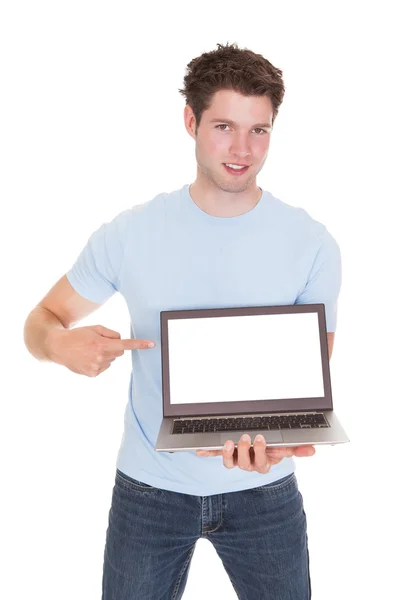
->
[221,174,255,191]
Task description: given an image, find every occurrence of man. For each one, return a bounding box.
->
[24,42,341,599]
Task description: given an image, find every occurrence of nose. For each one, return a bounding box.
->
[229,138,251,159]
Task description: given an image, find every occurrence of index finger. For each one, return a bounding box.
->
[110,338,155,351]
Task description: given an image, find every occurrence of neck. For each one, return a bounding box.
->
[189,177,262,218]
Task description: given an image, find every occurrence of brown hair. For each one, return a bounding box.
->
[178,42,285,133]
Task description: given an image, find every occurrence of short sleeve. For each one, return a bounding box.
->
[66,208,132,304]
[294,228,342,332]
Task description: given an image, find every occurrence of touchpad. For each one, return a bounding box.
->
[220,431,283,444]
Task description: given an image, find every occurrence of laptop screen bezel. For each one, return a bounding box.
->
[160,303,333,417]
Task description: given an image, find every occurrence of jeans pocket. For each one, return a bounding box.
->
[115,469,158,492]
[251,472,297,493]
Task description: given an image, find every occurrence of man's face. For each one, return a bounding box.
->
[185,89,273,193]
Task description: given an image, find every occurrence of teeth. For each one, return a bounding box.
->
[225,164,246,170]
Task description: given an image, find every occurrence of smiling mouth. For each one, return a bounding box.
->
[223,163,250,174]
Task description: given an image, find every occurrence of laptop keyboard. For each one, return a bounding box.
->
[172,413,329,434]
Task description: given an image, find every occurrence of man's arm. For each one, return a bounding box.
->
[24,273,155,376]
[23,274,103,361]
[36,274,103,329]
[295,229,342,357]
[327,332,335,360]
[25,209,133,364]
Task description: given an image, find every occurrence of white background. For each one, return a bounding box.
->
[2,1,405,598]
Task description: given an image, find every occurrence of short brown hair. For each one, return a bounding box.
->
[178,42,285,132]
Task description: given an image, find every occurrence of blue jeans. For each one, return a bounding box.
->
[102,469,311,599]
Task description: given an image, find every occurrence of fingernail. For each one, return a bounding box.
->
[255,435,265,443]
[148,342,155,348]
[241,434,250,442]
[224,441,233,451]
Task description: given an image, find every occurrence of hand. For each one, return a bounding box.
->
[47,324,155,377]
[196,434,315,474]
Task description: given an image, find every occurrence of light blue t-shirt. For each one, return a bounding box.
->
[66,183,341,496]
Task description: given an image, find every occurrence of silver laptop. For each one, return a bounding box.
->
[155,303,350,452]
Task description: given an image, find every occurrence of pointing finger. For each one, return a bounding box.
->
[112,338,155,351]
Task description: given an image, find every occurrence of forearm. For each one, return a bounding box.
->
[23,306,67,362]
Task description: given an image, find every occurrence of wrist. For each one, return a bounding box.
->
[45,327,67,363]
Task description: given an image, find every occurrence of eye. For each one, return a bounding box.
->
[216,125,267,134]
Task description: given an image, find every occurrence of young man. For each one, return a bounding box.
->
[24,42,341,599]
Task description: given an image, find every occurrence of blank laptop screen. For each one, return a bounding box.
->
[167,312,325,405]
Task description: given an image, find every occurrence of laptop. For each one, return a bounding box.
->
[155,303,350,452]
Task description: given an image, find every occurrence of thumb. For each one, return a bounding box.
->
[94,325,121,339]
[294,446,316,457]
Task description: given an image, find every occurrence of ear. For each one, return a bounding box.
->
[184,105,197,139]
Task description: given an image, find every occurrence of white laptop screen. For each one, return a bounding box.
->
[167,312,325,405]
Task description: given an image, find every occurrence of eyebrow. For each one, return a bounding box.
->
[209,118,272,128]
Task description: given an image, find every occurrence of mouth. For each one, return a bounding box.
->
[223,163,250,176]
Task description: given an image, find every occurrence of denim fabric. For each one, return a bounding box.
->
[102,469,311,599]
